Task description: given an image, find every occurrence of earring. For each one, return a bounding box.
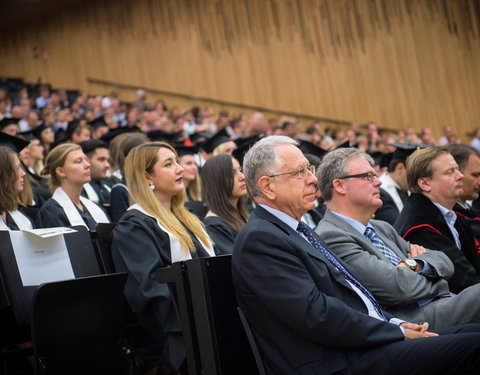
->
[149,183,155,190]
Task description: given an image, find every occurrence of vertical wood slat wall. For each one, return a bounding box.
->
[0,0,479,138]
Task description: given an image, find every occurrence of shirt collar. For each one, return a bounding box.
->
[329,210,371,235]
[432,201,457,225]
[259,204,299,232]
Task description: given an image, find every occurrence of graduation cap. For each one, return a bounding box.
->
[174,144,199,157]
[379,152,394,169]
[147,130,184,144]
[367,150,383,166]
[201,128,230,154]
[0,117,20,130]
[100,126,140,144]
[18,130,37,141]
[88,117,109,130]
[385,142,428,163]
[0,132,30,153]
[188,132,211,150]
[336,140,358,149]
[298,140,328,160]
[232,136,261,166]
[79,139,109,155]
[32,123,49,139]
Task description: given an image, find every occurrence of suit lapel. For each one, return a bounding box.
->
[254,206,354,288]
[323,210,405,263]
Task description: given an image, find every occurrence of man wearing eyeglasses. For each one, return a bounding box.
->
[394,146,480,294]
[232,136,480,375]
[316,147,480,330]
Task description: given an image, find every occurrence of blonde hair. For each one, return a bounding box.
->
[187,174,202,201]
[180,154,202,201]
[42,143,82,191]
[406,146,450,194]
[125,142,212,253]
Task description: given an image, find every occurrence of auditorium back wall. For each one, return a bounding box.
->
[1,0,479,138]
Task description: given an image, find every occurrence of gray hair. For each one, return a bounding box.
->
[243,135,298,198]
[317,148,374,201]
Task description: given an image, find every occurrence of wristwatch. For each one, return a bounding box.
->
[404,259,417,271]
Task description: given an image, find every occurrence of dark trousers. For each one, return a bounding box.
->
[347,324,480,374]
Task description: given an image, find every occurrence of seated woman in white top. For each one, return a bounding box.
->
[112,141,215,373]
[36,143,109,231]
[0,145,34,230]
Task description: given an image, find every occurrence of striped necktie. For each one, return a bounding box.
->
[364,227,401,265]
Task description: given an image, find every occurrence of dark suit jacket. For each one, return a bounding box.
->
[232,205,404,375]
[394,193,480,293]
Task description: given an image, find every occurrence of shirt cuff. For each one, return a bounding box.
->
[389,318,406,334]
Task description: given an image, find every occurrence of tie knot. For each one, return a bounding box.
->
[297,221,310,236]
[364,226,376,239]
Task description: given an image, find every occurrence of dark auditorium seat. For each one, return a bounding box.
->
[31,273,129,375]
[156,255,261,374]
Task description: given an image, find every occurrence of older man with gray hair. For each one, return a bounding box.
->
[316,147,480,329]
[232,135,480,375]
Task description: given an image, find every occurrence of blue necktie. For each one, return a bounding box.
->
[297,221,386,321]
[364,227,401,266]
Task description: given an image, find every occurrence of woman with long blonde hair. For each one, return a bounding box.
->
[111,141,215,374]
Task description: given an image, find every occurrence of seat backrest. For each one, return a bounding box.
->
[95,223,118,274]
[0,227,101,325]
[31,273,128,375]
[237,306,266,375]
[185,255,260,375]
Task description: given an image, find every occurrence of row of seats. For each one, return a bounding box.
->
[0,225,264,374]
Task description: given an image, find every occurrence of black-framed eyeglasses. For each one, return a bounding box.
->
[268,165,316,179]
[338,172,377,182]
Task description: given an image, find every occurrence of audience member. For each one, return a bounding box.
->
[394,146,480,293]
[111,142,215,373]
[0,118,20,136]
[36,143,110,230]
[375,143,418,224]
[79,140,113,211]
[0,139,34,230]
[201,154,249,254]
[448,144,480,237]
[316,147,480,328]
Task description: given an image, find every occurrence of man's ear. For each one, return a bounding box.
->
[417,177,431,192]
[258,176,276,201]
[332,178,346,196]
[395,162,406,174]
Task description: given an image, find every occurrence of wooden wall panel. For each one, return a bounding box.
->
[1,0,479,138]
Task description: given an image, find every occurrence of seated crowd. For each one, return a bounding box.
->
[2,80,480,374]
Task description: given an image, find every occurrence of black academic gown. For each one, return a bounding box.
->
[394,193,480,293]
[454,203,480,239]
[111,209,211,371]
[109,180,129,223]
[35,198,100,232]
[203,215,237,255]
[4,210,34,230]
[375,188,407,225]
[25,167,51,207]
[81,179,112,206]
[184,194,208,220]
